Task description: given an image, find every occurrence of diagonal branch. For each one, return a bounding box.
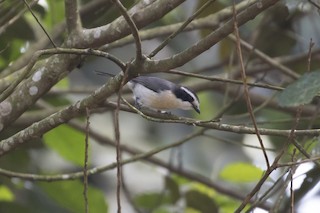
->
[0,0,38,36]
[0,124,269,210]
[0,0,289,157]
[228,35,299,79]
[82,0,186,47]
[112,0,142,62]
[0,48,125,104]
[235,106,303,212]
[22,0,56,48]
[232,3,270,168]
[102,0,254,51]
[142,0,281,74]
[148,0,217,58]
[0,0,186,133]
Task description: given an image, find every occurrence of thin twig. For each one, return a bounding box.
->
[0,130,200,180]
[232,4,270,168]
[167,69,284,91]
[148,0,217,58]
[114,99,122,213]
[307,38,314,72]
[1,124,270,209]
[289,39,320,170]
[144,0,281,75]
[235,105,303,212]
[308,0,320,10]
[245,168,289,213]
[102,0,260,51]
[290,149,296,213]
[228,34,300,80]
[113,64,130,213]
[202,133,276,151]
[4,96,320,157]
[121,169,143,213]
[22,0,56,48]
[112,0,142,62]
[0,0,38,36]
[83,108,90,213]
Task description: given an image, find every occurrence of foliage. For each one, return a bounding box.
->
[277,70,320,107]
[219,162,264,183]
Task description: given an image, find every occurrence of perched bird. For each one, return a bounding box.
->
[127,76,200,114]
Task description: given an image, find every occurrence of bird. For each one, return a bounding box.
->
[127,76,200,114]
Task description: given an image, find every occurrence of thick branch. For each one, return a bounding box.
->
[143,0,280,73]
[82,0,186,47]
[0,0,186,132]
[65,0,82,34]
[0,74,123,156]
[112,0,142,62]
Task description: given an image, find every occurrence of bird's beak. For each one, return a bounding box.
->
[192,104,200,114]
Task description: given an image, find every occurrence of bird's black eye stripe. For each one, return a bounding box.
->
[173,87,195,102]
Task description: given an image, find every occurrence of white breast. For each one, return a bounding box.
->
[131,84,192,111]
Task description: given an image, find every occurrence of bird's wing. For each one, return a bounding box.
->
[130,76,177,92]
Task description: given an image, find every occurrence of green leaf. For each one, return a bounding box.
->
[197,92,219,120]
[219,162,264,183]
[134,192,170,211]
[189,183,244,213]
[277,71,320,107]
[214,194,242,213]
[185,190,218,213]
[55,78,70,90]
[185,207,201,213]
[0,186,14,202]
[44,0,65,27]
[39,180,108,213]
[43,124,88,166]
[153,206,172,213]
[165,176,180,203]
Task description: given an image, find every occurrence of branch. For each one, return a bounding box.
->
[0,0,188,133]
[2,89,320,157]
[308,0,320,10]
[232,3,270,168]
[112,0,142,62]
[0,0,38,36]
[65,0,83,38]
[0,124,271,210]
[0,47,125,131]
[235,106,303,212]
[0,128,201,181]
[142,0,281,73]
[148,0,216,58]
[82,0,186,47]
[83,108,90,213]
[166,69,284,91]
[22,0,56,48]
[1,0,116,75]
[102,0,257,51]
[228,35,299,79]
